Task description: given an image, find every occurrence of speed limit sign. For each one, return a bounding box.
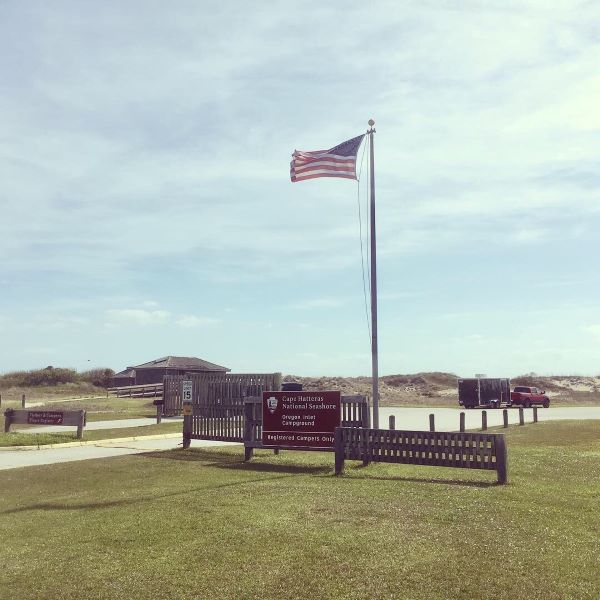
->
[182,379,193,402]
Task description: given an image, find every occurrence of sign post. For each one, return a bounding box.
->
[262,391,341,449]
[182,378,194,449]
[4,409,86,439]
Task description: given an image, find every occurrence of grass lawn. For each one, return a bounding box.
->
[0,422,182,447]
[1,392,157,422]
[0,383,105,404]
[0,420,598,600]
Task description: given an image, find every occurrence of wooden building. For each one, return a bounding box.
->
[111,356,230,387]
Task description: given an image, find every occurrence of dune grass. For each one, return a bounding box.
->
[0,420,598,600]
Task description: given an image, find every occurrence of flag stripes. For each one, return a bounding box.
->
[290,134,365,182]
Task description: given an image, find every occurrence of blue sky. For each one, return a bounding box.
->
[1,0,599,377]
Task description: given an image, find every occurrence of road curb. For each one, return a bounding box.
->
[0,432,182,452]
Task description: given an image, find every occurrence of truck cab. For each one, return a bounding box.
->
[511,386,550,408]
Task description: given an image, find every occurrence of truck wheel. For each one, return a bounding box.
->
[524,400,531,408]
[543,398,550,408]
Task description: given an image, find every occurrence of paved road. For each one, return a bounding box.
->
[377,406,600,431]
[1,406,598,471]
[0,437,237,470]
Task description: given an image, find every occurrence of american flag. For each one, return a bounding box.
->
[290,134,365,182]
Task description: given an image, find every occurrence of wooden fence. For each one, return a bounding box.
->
[179,372,282,443]
[242,394,370,461]
[162,376,183,417]
[335,427,507,483]
[107,383,163,399]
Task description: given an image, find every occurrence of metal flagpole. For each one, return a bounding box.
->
[368,119,379,429]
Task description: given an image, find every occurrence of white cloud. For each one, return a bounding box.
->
[508,228,550,244]
[105,309,170,326]
[10,315,90,331]
[290,298,344,310]
[583,325,600,338]
[175,315,220,328]
[141,300,161,308]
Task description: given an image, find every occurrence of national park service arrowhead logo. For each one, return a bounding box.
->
[266,396,278,414]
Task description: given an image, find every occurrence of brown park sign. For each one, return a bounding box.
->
[262,390,341,449]
[27,411,64,425]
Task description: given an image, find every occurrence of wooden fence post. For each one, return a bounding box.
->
[361,399,370,466]
[429,413,435,432]
[272,377,280,455]
[334,427,344,475]
[0,393,2,408]
[363,397,371,429]
[481,410,487,431]
[243,400,254,461]
[21,394,26,408]
[503,409,509,428]
[76,410,85,440]
[459,412,465,433]
[519,408,525,426]
[4,409,13,433]
[495,435,508,484]
[156,403,162,425]
[533,407,538,423]
[182,402,192,449]
[389,415,395,430]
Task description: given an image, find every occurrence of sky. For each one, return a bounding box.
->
[1,0,599,378]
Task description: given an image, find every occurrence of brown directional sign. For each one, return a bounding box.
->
[262,391,341,449]
[27,411,64,425]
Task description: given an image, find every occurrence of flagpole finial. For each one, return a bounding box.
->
[368,119,375,127]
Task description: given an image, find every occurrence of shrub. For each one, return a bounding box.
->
[80,368,115,388]
[0,367,114,388]
[0,367,79,387]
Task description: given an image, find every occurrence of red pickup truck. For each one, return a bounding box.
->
[510,386,550,408]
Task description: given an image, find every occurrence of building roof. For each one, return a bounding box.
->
[131,356,230,372]
[113,368,136,378]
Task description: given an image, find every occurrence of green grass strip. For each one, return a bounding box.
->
[0,421,598,599]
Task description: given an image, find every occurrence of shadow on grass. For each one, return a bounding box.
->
[140,448,332,475]
[141,448,241,463]
[338,471,499,488]
[139,449,503,487]
[1,472,297,515]
[138,449,496,485]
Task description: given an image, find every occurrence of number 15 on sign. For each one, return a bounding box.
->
[183,380,193,402]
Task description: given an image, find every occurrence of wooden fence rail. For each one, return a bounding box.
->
[107,383,163,399]
[335,427,508,484]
